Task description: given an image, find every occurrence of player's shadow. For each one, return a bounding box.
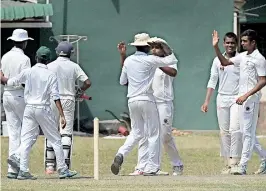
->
[43,175,93,180]
[118,174,136,177]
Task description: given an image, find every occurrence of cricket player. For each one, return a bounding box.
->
[201,32,242,174]
[111,33,178,176]
[118,37,183,176]
[1,46,78,180]
[0,29,33,179]
[45,41,91,174]
[212,29,266,175]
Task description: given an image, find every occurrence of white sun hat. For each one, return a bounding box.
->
[7,29,34,42]
[147,37,168,44]
[129,33,151,46]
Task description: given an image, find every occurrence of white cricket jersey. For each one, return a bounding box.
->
[7,64,60,106]
[47,57,88,101]
[152,64,177,102]
[207,52,240,95]
[0,47,31,94]
[120,52,178,103]
[230,49,266,103]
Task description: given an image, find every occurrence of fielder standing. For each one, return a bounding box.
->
[0,29,33,179]
[45,41,91,174]
[212,29,266,175]
[1,46,78,180]
[111,33,178,176]
[201,32,242,174]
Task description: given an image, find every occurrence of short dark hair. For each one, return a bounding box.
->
[36,57,50,64]
[13,41,27,49]
[241,29,258,43]
[59,54,71,58]
[223,32,238,43]
[136,46,150,53]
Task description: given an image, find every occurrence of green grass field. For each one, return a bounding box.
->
[1,133,266,191]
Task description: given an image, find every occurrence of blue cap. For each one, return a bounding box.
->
[55,41,74,56]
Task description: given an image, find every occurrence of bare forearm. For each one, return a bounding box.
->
[55,99,65,118]
[80,79,91,91]
[120,54,126,68]
[245,79,266,98]
[204,88,214,104]
[159,67,177,77]
[213,45,232,66]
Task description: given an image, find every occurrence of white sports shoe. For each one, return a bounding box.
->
[129,169,143,176]
[231,164,247,175]
[156,170,169,176]
[143,169,169,176]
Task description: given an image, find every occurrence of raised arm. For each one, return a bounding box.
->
[117,42,127,68]
[150,54,178,67]
[212,30,234,66]
[149,42,178,67]
[117,41,128,85]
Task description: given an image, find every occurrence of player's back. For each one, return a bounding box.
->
[24,64,57,106]
[1,47,30,92]
[48,57,78,98]
[124,52,157,99]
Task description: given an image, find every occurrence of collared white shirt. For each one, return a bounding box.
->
[152,64,178,102]
[0,47,31,93]
[230,49,266,103]
[207,52,240,95]
[120,51,178,102]
[7,64,60,106]
[47,57,88,101]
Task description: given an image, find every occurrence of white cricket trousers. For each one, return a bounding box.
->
[50,99,75,134]
[216,96,242,158]
[136,101,182,171]
[47,99,75,167]
[117,100,161,173]
[239,101,266,166]
[3,90,25,173]
[19,105,68,172]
